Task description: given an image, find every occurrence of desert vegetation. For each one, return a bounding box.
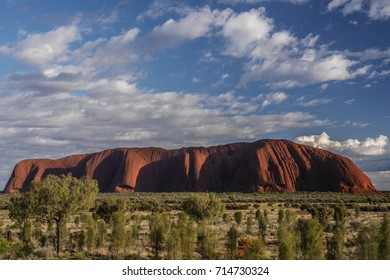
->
[0,174,389,260]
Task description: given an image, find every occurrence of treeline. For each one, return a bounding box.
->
[0,174,389,260]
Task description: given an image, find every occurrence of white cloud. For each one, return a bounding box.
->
[221,8,273,56]
[343,0,364,15]
[328,0,390,20]
[344,98,356,105]
[320,83,329,92]
[295,132,389,156]
[144,7,231,50]
[11,25,80,65]
[369,0,390,20]
[259,92,288,108]
[327,0,350,10]
[297,97,333,107]
[343,120,370,127]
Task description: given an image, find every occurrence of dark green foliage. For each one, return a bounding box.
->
[356,222,379,260]
[227,225,239,259]
[257,210,267,241]
[95,198,129,224]
[182,193,224,222]
[325,205,348,260]
[110,211,128,257]
[85,215,96,253]
[298,217,324,259]
[234,211,243,225]
[278,210,299,260]
[148,213,167,259]
[255,209,261,219]
[333,205,348,223]
[326,221,346,260]
[0,238,10,257]
[378,213,390,259]
[278,209,285,224]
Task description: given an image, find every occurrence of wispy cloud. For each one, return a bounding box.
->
[327,0,390,20]
[297,97,333,107]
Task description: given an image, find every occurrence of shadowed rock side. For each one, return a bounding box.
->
[3,140,378,193]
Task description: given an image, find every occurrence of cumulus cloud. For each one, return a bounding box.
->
[221,8,273,56]
[295,132,389,156]
[137,6,371,88]
[215,8,363,87]
[140,7,231,50]
[7,25,80,65]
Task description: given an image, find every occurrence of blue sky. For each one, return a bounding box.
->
[0,0,389,190]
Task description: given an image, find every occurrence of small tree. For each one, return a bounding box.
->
[110,211,128,257]
[96,219,107,252]
[197,221,219,260]
[227,225,239,259]
[149,213,167,259]
[177,213,196,260]
[85,215,97,253]
[278,210,299,260]
[326,206,347,260]
[234,211,243,225]
[166,222,181,259]
[298,217,324,260]
[357,222,379,260]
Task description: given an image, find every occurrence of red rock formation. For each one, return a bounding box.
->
[3,139,378,193]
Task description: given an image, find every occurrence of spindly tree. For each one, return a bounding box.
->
[298,217,324,260]
[110,210,128,257]
[326,206,347,260]
[149,213,168,259]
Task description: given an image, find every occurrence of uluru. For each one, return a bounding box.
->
[3,139,378,193]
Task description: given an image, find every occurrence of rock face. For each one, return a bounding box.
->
[3,139,378,193]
